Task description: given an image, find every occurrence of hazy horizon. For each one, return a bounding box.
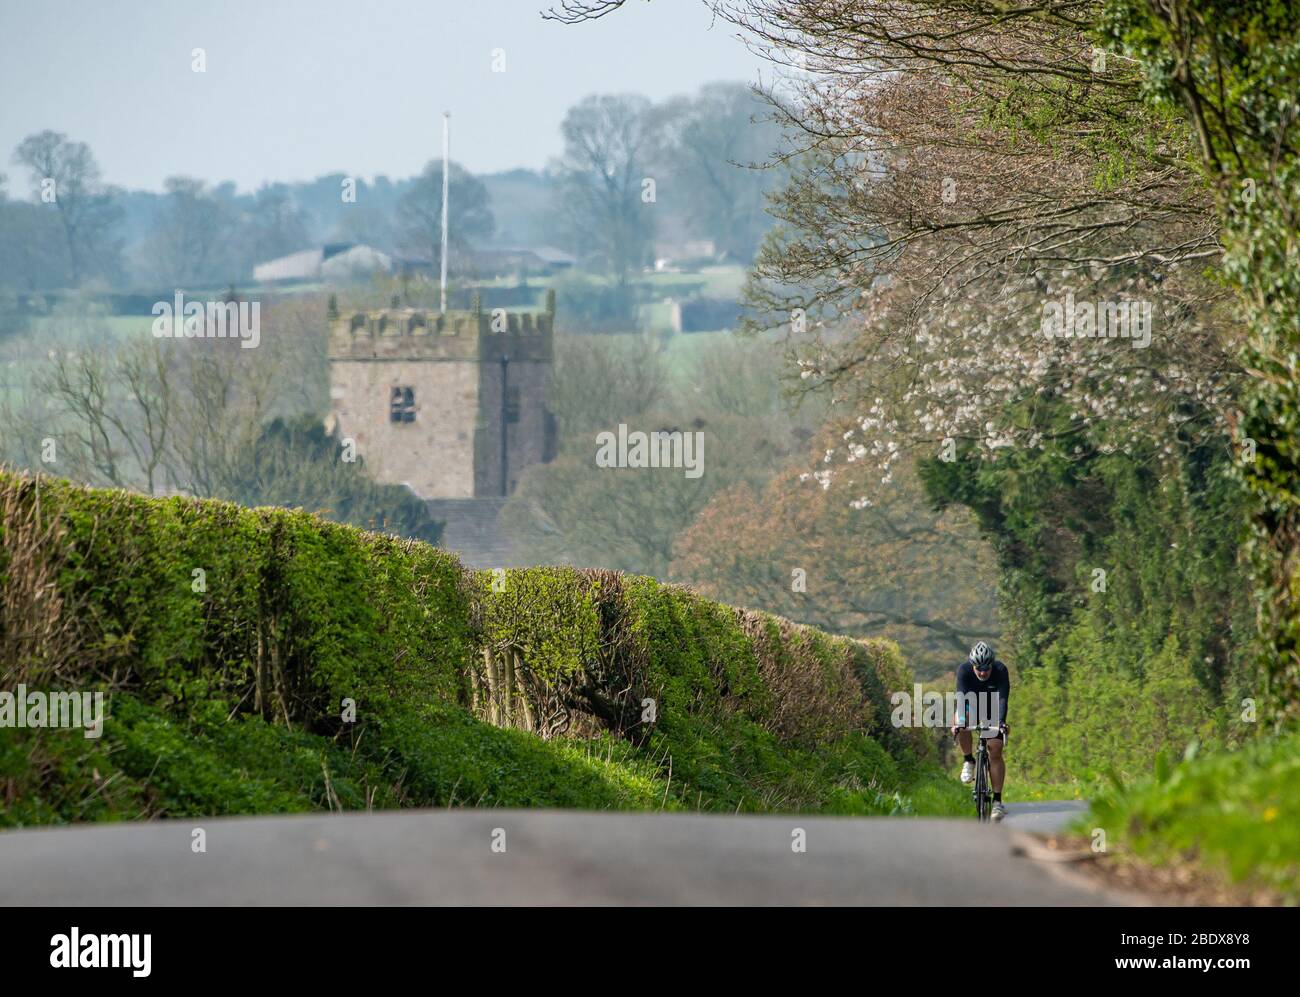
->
[0,0,770,194]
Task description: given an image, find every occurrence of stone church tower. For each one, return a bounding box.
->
[326,295,556,565]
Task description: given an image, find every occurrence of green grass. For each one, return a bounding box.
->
[0,695,962,823]
[897,768,969,817]
[661,329,736,371]
[0,310,155,413]
[1012,778,1090,802]
[98,315,156,339]
[1087,732,1300,901]
[639,265,748,297]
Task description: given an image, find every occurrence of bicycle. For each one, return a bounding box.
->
[952,721,1007,822]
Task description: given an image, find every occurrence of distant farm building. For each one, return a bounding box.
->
[253,242,417,284]
[469,245,576,277]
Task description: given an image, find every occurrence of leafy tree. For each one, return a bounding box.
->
[671,456,997,678]
[1100,0,1300,726]
[330,199,397,253]
[296,172,400,247]
[0,193,69,291]
[221,416,444,545]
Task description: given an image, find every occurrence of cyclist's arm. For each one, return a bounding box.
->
[953,664,972,729]
[995,667,1009,724]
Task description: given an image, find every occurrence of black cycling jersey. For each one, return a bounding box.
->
[954,659,1009,725]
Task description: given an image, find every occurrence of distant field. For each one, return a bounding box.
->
[648,265,748,298]
[100,315,156,339]
[0,311,156,423]
[498,263,748,294]
[662,329,736,373]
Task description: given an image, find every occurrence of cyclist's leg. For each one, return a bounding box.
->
[987,735,1005,794]
[955,724,973,758]
[954,725,976,782]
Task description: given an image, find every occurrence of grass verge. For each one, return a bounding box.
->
[1083,733,1300,903]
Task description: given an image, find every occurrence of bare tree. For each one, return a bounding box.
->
[707,1,1236,483]
[541,0,640,23]
[37,338,172,493]
[397,161,494,271]
[546,332,666,437]
[144,176,239,286]
[248,184,310,261]
[659,81,788,261]
[12,131,122,284]
[20,296,320,500]
[552,94,659,284]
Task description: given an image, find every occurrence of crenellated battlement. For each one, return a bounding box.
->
[329,294,554,362]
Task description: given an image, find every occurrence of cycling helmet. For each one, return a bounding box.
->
[968,641,995,669]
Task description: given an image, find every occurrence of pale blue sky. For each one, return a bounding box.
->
[0,0,768,192]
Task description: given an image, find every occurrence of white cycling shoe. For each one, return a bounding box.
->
[991,801,1007,822]
[960,761,974,784]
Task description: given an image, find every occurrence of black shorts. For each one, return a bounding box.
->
[958,727,1004,744]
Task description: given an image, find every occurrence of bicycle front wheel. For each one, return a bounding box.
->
[974,751,990,821]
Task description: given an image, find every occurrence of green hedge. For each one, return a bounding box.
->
[0,470,961,824]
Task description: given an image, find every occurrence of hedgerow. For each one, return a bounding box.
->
[0,469,962,824]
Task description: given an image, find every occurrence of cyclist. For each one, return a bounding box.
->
[951,641,1010,821]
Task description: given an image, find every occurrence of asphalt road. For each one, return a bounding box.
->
[0,801,1133,906]
[1000,799,1090,833]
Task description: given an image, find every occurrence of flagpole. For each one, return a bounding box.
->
[440,111,450,315]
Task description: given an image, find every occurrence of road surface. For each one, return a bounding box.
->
[1001,799,1090,833]
[0,800,1134,906]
